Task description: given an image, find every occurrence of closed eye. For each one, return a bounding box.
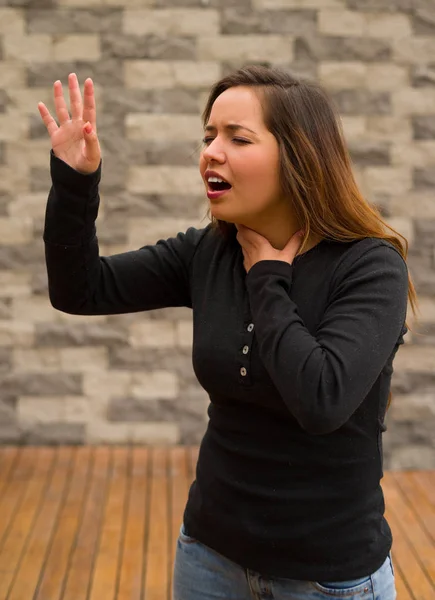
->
[202,137,251,146]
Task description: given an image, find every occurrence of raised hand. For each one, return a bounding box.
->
[38,73,101,174]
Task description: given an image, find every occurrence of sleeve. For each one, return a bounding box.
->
[43,152,207,315]
[245,244,409,435]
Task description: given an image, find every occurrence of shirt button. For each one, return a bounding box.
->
[242,345,249,355]
[240,367,247,377]
[247,323,254,332]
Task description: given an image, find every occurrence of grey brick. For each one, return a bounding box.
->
[31,270,49,296]
[0,142,5,164]
[102,88,199,117]
[0,0,55,6]
[30,167,51,193]
[346,0,415,10]
[105,192,205,220]
[0,193,10,217]
[96,216,129,245]
[331,90,391,116]
[414,167,435,190]
[0,242,45,269]
[0,90,7,113]
[35,322,128,348]
[30,113,48,140]
[413,116,435,140]
[27,59,125,88]
[295,36,391,64]
[0,347,12,373]
[156,0,250,6]
[222,8,317,35]
[413,9,435,34]
[0,299,11,319]
[109,347,196,381]
[0,424,23,443]
[414,219,435,248]
[412,322,435,346]
[0,396,17,424]
[348,140,390,166]
[27,8,122,34]
[24,422,86,445]
[412,65,435,88]
[0,373,82,397]
[392,370,435,394]
[101,34,196,61]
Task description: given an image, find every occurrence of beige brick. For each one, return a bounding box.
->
[318,10,365,37]
[131,371,178,400]
[319,62,366,89]
[13,348,60,372]
[86,421,179,444]
[390,192,435,219]
[128,218,198,248]
[340,117,367,142]
[0,218,33,245]
[366,14,412,38]
[129,320,176,348]
[393,89,435,116]
[366,64,409,92]
[392,37,435,65]
[53,35,101,62]
[393,346,435,373]
[126,114,202,142]
[127,166,202,195]
[59,347,109,372]
[8,193,48,219]
[129,423,180,444]
[3,35,52,62]
[6,89,52,115]
[176,320,193,348]
[363,167,412,196]
[0,166,30,194]
[366,117,412,143]
[0,112,29,141]
[125,61,221,89]
[253,0,344,7]
[0,272,31,298]
[0,321,34,347]
[6,141,50,168]
[388,446,435,470]
[385,217,414,247]
[197,36,292,62]
[412,297,435,324]
[18,396,91,423]
[0,63,26,87]
[105,0,154,4]
[83,371,131,398]
[56,312,108,324]
[0,8,25,35]
[391,142,435,168]
[12,296,57,323]
[123,9,219,36]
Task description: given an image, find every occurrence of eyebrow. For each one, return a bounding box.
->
[204,124,258,137]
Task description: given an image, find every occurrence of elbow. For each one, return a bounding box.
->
[48,289,88,316]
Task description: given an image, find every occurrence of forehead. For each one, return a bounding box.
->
[207,86,266,127]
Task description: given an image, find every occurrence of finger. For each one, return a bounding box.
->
[83,122,100,163]
[53,80,70,125]
[38,102,59,137]
[68,72,83,121]
[284,230,304,261]
[83,78,97,132]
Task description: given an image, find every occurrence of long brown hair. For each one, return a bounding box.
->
[202,65,418,409]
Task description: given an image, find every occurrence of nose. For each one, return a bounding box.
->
[202,138,226,164]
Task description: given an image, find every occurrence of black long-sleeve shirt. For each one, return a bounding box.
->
[44,153,409,581]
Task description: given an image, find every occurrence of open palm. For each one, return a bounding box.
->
[38,73,101,175]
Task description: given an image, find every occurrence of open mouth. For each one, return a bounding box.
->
[208,180,232,192]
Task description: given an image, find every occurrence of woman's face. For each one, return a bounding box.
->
[199,86,285,226]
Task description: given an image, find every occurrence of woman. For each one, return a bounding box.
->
[38,66,417,600]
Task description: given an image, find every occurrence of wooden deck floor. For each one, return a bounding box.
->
[0,447,433,600]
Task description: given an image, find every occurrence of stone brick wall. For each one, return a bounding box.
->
[0,0,434,468]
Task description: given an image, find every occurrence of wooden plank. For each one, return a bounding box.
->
[88,446,130,600]
[0,447,56,599]
[383,473,435,599]
[393,565,413,600]
[0,447,19,488]
[413,471,435,507]
[0,448,33,550]
[168,447,190,597]
[144,447,170,600]
[117,447,149,600]
[62,446,111,600]
[7,447,74,600]
[34,446,93,600]
[188,445,199,481]
[394,472,435,543]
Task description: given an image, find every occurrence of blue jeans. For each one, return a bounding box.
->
[173,524,397,600]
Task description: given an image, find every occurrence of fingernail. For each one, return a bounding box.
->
[84,123,92,134]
